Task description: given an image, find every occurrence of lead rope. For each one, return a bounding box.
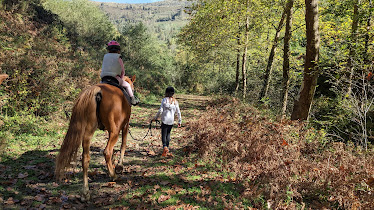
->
[128,120,160,141]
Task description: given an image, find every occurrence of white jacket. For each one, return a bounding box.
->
[154,97,182,125]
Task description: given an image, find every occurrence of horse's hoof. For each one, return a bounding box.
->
[115,165,123,174]
[81,190,91,202]
[112,174,118,181]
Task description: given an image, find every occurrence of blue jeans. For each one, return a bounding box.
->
[161,123,173,148]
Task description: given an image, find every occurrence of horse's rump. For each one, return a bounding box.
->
[95,84,131,130]
[101,76,131,105]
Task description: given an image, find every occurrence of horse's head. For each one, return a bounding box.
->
[0,74,8,85]
[123,75,136,91]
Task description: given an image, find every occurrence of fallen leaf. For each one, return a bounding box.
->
[172,184,183,192]
[48,197,62,204]
[62,203,72,209]
[88,169,99,176]
[158,194,171,203]
[281,139,288,146]
[148,150,156,156]
[160,181,170,186]
[35,195,44,202]
[1,179,17,186]
[104,182,116,188]
[4,197,15,205]
[284,160,292,166]
[20,199,32,206]
[38,204,47,209]
[366,177,374,188]
[18,172,28,179]
[23,165,37,170]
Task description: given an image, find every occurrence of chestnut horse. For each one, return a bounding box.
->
[0,74,8,84]
[55,75,136,200]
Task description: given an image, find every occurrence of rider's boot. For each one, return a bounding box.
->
[130,96,139,105]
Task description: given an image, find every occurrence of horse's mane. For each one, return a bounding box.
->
[123,76,134,89]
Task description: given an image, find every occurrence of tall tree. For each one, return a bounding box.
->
[346,0,360,97]
[291,0,320,121]
[235,32,241,93]
[242,1,250,99]
[281,0,295,118]
[364,0,372,63]
[259,8,287,102]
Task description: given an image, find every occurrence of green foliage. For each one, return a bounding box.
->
[0,131,10,155]
[1,114,48,136]
[42,0,118,49]
[120,23,174,93]
[0,112,65,159]
[176,0,306,96]
[94,0,190,45]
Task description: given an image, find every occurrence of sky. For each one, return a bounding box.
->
[91,0,164,3]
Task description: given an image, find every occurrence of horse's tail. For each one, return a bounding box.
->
[55,85,101,180]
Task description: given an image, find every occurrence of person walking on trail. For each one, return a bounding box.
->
[101,40,138,105]
[152,87,182,157]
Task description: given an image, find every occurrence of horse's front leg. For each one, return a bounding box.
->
[104,131,119,180]
[116,123,129,174]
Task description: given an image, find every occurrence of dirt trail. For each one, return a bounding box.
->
[0,94,246,209]
[81,94,212,208]
[90,94,209,164]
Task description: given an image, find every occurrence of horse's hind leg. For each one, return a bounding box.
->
[116,123,129,174]
[81,125,96,201]
[104,130,120,180]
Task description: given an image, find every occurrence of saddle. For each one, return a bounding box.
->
[101,76,131,105]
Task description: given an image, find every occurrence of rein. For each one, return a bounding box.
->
[128,120,160,141]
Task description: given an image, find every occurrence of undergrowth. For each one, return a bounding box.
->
[189,96,374,209]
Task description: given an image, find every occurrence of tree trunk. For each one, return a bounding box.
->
[291,0,320,121]
[346,0,360,97]
[281,0,294,118]
[242,5,249,99]
[258,9,287,102]
[364,0,372,63]
[235,33,241,94]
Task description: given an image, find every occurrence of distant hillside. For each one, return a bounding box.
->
[92,0,192,43]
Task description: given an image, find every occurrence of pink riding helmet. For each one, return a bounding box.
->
[107,40,121,51]
[108,40,120,46]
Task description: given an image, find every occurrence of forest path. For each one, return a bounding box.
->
[1,94,247,209]
[84,94,215,209]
